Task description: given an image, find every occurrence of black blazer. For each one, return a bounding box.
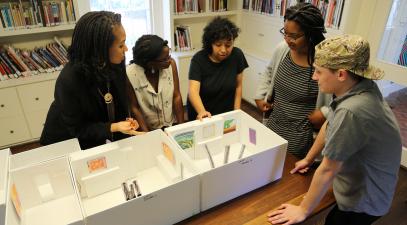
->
[40,62,131,149]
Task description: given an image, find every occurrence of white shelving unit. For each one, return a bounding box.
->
[239,0,350,105]
[162,0,243,104]
[0,24,76,37]
[0,0,80,148]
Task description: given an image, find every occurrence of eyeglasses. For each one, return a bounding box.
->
[154,54,171,63]
[154,48,172,63]
[279,28,304,42]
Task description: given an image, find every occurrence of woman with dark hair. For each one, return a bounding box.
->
[187,17,248,120]
[126,35,184,130]
[255,3,330,158]
[40,11,147,150]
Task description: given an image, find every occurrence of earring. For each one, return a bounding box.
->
[151,68,155,73]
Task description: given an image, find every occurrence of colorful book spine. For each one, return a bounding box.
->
[0,52,20,78]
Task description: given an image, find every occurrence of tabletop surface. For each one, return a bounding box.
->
[177,153,335,225]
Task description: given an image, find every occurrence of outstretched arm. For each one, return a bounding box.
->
[188,80,211,120]
[268,157,342,224]
[291,120,327,174]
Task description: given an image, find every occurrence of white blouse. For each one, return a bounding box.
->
[126,63,176,129]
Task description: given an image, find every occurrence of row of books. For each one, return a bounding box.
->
[243,0,297,16]
[0,37,68,81]
[173,0,228,14]
[0,0,76,30]
[209,0,228,12]
[174,0,204,14]
[243,0,345,28]
[398,35,407,67]
[174,25,193,52]
[306,0,345,29]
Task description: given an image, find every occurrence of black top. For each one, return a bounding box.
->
[40,62,132,150]
[187,47,248,120]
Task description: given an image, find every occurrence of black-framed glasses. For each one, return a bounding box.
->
[154,48,172,63]
[279,28,304,41]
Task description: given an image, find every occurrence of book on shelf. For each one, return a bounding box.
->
[174,25,193,52]
[209,0,227,12]
[0,50,21,78]
[244,0,345,29]
[174,0,205,14]
[0,0,76,30]
[243,0,250,10]
[0,37,68,81]
[303,0,345,28]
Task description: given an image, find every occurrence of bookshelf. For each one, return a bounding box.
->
[162,0,243,104]
[0,0,79,148]
[0,23,75,37]
[242,0,346,29]
[240,0,349,59]
[238,0,349,106]
[164,0,242,56]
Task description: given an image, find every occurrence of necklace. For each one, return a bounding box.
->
[97,82,113,104]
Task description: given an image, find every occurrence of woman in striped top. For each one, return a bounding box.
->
[255,3,330,158]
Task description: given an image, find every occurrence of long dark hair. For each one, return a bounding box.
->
[284,3,326,66]
[68,11,122,83]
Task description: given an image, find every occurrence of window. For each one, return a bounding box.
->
[377,0,407,68]
[90,0,152,64]
[375,0,407,160]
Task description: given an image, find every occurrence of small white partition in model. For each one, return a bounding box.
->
[4,138,83,225]
[5,156,85,225]
[69,129,200,225]
[165,110,288,211]
[9,139,81,170]
[0,149,10,225]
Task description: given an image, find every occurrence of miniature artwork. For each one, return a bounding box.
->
[162,142,176,165]
[249,128,256,145]
[223,118,236,134]
[87,156,107,173]
[174,130,195,150]
[10,183,22,219]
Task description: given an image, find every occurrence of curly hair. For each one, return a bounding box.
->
[130,35,168,68]
[284,3,326,66]
[202,17,240,54]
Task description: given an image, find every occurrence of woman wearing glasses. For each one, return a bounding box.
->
[255,3,330,158]
[126,35,184,130]
[187,17,248,120]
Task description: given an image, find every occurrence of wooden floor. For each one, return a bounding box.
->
[9,100,407,225]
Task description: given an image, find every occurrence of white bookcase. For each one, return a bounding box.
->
[163,0,242,54]
[0,0,80,148]
[238,0,350,106]
[162,0,243,104]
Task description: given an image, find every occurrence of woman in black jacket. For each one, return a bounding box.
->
[40,11,148,149]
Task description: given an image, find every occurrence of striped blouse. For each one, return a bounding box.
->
[266,53,319,158]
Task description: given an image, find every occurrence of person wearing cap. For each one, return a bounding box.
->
[268,35,402,225]
[126,35,184,130]
[255,3,331,159]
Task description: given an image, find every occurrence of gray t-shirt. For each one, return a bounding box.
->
[322,79,402,216]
